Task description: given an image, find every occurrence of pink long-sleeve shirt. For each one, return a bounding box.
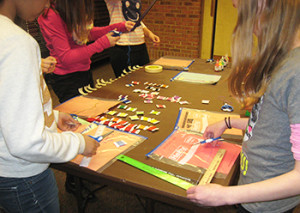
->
[38,9,126,75]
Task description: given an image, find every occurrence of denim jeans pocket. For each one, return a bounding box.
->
[0,186,22,213]
[0,169,59,213]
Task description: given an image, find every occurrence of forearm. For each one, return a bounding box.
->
[229,117,249,130]
[3,84,85,162]
[89,22,126,41]
[203,117,248,139]
[58,36,110,65]
[143,26,151,37]
[224,167,300,205]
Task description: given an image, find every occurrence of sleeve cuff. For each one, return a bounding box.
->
[76,133,86,154]
[53,110,59,124]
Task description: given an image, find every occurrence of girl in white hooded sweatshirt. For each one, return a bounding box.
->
[0,0,99,212]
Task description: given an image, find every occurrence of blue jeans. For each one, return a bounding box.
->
[0,168,59,213]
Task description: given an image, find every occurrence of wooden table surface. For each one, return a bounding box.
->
[51,58,245,212]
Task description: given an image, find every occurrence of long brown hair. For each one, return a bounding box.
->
[50,0,94,40]
[229,0,300,108]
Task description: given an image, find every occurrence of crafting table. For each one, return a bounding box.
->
[51,58,245,212]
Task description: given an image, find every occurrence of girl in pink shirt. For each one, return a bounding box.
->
[38,0,134,103]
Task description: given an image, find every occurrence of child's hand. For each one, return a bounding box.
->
[203,121,227,139]
[149,32,160,45]
[82,135,100,157]
[106,30,120,46]
[57,112,81,131]
[144,28,160,46]
[41,56,57,74]
[125,21,135,31]
[187,184,228,206]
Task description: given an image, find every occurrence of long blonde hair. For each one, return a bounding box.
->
[229,0,300,108]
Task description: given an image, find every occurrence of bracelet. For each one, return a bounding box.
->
[225,117,232,129]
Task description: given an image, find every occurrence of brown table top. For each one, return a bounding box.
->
[51,58,245,211]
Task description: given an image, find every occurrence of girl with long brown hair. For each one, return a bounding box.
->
[38,0,134,103]
[187,0,300,212]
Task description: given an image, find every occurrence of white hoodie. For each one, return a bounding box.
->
[0,15,85,178]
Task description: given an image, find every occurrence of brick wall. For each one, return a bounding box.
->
[141,0,202,61]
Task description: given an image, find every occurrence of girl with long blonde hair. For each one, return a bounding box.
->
[187,1,300,212]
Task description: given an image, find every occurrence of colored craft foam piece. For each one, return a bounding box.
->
[110,117,122,123]
[100,120,110,126]
[119,96,128,100]
[202,100,210,104]
[144,100,153,104]
[136,111,144,116]
[126,107,137,112]
[179,101,190,105]
[160,84,169,88]
[107,111,117,115]
[148,126,159,132]
[130,129,140,134]
[156,104,166,109]
[133,89,142,93]
[157,96,166,100]
[118,105,127,109]
[150,119,160,124]
[150,110,160,115]
[129,115,139,121]
[151,92,159,96]
[137,124,149,130]
[118,120,128,126]
[141,116,150,121]
[141,90,149,94]
[132,81,140,85]
[123,100,132,104]
[86,117,97,122]
[124,124,137,132]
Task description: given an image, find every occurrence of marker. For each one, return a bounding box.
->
[192,137,222,146]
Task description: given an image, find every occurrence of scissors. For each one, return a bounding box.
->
[88,130,113,143]
[109,30,122,37]
[221,103,234,112]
